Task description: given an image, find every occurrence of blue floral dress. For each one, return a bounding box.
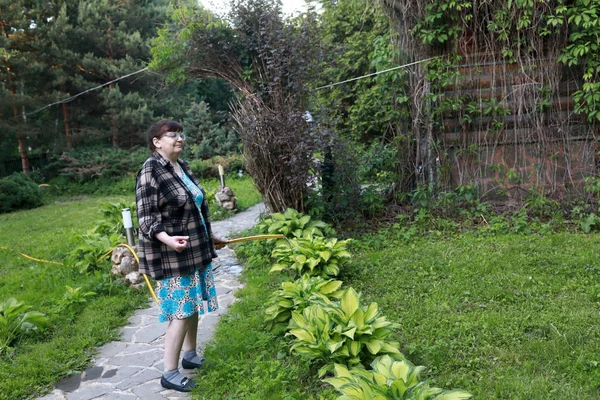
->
[156,170,219,322]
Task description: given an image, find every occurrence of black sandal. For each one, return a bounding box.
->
[182,357,204,369]
[160,376,196,392]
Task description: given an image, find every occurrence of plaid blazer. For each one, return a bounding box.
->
[135,152,217,280]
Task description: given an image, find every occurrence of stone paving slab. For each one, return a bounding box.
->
[37,203,265,400]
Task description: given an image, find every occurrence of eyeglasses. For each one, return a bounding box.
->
[162,131,186,141]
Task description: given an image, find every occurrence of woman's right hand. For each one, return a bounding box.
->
[156,232,189,252]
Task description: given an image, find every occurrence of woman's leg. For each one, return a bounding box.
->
[164,317,190,371]
[182,312,198,352]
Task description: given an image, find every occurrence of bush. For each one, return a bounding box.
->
[55,146,148,181]
[188,154,245,179]
[0,172,43,214]
[182,101,240,160]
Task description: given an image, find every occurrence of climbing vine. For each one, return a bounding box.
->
[382,0,599,201]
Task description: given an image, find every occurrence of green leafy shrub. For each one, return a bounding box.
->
[65,233,122,274]
[0,172,43,214]
[270,233,351,278]
[55,146,148,181]
[56,286,97,313]
[182,101,240,160]
[188,154,245,179]
[256,208,333,239]
[93,201,137,238]
[265,274,344,332]
[0,298,49,354]
[287,288,403,377]
[323,356,472,400]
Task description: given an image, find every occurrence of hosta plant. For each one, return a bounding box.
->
[270,233,351,278]
[0,298,50,354]
[256,208,333,239]
[287,288,403,376]
[324,356,472,400]
[265,274,344,332]
[65,232,122,274]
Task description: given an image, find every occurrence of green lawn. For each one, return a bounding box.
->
[343,230,600,399]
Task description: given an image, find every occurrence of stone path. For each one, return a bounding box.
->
[38,203,266,400]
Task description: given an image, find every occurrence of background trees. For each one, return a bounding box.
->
[0,0,236,177]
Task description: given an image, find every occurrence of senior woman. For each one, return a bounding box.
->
[136,119,226,392]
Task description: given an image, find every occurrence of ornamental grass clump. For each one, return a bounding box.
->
[265,274,344,332]
[270,233,351,278]
[286,288,403,377]
[324,355,472,400]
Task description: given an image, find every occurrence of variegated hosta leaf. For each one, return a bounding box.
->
[288,328,316,343]
[269,264,287,273]
[351,308,365,330]
[364,303,379,323]
[318,280,343,294]
[341,288,360,319]
[365,339,384,355]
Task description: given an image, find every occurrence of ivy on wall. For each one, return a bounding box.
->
[383,0,599,199]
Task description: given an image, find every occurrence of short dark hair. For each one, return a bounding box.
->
[146,119,183,151]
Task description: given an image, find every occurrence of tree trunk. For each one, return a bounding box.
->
[61,84,72,150]
[18,137,30,174]
[7,63,30,174]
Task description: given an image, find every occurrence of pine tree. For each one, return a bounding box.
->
[0,0,60,172]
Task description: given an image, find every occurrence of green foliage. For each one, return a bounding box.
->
[270,234,351,278]
[324,356,472,400]
[316,0,407,144]
[265,275,344,332]
[93,201,137,238]
[55,146,149,182]
[256,208,333,239]
[412,0,472,45]
[182,101,239,160]
[65,233,122,274]
[55,286,96,314]
[0,298,49,355]
[524,188,561,219]
[0,172,43,214]
[579,212,600,233]
[584,176,600,205]
[550,0,600,122]
[287,288,403,377]
[188,154,245,179]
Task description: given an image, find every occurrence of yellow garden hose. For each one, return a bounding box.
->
[1,234,286,307]
[224,234,284,244]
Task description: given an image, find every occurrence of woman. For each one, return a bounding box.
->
[136,119,227,392]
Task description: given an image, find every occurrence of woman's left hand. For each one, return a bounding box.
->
[212,235,228,250]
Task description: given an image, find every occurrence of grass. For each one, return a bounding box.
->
[343,229,600,399]
[43,174,262,221]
